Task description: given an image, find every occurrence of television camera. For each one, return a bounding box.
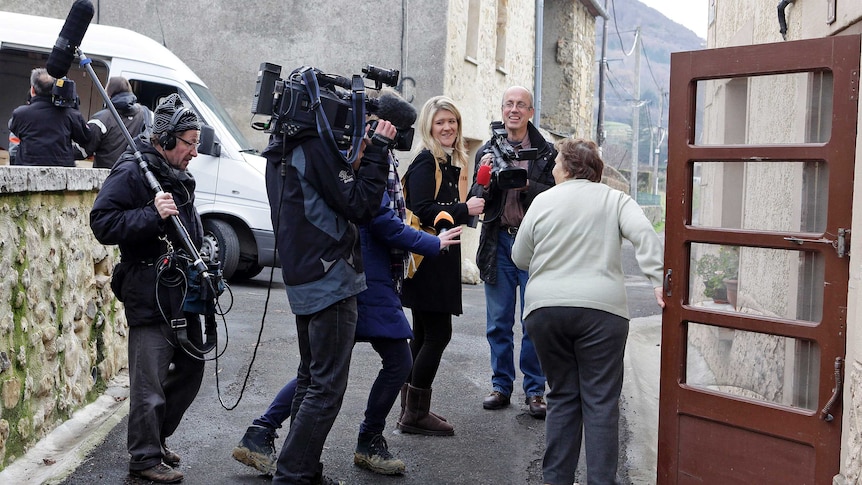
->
[52,77,80,109]
[486,121,537,190]
[251,63,413,151]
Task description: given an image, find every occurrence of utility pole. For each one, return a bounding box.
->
[596,0,609,148]
[629,27,641,200]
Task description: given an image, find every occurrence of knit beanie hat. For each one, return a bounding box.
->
[153,93,200,135]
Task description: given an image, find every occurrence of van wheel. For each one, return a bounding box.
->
[202,219,240,280]
[233,264,264,280]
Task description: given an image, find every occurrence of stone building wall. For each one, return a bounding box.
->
[0,167,126,470]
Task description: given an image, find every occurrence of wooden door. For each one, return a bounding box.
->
[658,35,860,484]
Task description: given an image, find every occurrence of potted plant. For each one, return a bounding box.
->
[695,246,739,305]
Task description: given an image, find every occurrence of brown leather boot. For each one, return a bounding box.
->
[399,383,408,422]
[397,385,454,436]
[400,383,447,422]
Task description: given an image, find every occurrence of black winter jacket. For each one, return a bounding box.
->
[471,121,557,284]
[400,150,472,315]
[85,92,152,169]
[8,95,91,167]
[90,139,203,326]
[263,133,390,316]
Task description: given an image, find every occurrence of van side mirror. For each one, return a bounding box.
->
[198,124,221,157]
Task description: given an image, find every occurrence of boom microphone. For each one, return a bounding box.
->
[46,0,95,79]
[373,92,417,129]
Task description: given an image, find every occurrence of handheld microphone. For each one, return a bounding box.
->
[467,164,492,228]
[46,0,95,79]
[434,211,456,252]
[476,164,492,187]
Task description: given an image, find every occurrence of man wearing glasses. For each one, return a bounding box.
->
[471,86,557,419]
[91,93,204,484]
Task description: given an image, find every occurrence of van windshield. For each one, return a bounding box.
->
[189,82,257,153]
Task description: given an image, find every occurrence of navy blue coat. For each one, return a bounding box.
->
[356,192,440,340]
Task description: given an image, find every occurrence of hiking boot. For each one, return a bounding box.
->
[129,462,183,483]
[231,425,277,475]
[353,432,406,475]
[162,442,180,468]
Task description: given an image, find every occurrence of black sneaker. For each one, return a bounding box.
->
[231,425,277,475]
[129,462,183,483]
[353,432,406,475]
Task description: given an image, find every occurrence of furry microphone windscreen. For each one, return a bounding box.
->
[374,92,417,129]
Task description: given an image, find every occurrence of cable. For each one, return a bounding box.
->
[212,134,289,411]
[640,37,664,93]
[610,0,630,55]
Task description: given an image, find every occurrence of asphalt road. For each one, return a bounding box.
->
[54,240,661,485]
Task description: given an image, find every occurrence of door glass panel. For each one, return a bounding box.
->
[686,322,820,411]
[694,71,833,145]
[690,160,828,232]
[689,243,823,322]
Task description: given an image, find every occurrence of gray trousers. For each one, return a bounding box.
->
[127,318,205,471]
[525,306,629,485]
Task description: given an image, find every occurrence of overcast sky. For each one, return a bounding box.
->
[640,0,709,39]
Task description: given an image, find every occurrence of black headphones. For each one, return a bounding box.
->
[158,106,189,150]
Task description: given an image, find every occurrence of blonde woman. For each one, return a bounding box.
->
[398,96,484,436]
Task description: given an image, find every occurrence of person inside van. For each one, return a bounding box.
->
[83,76,153,169]
[7,67,91,167]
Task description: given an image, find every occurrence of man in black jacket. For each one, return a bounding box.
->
[84,76,152,169]
[471,86,557,420]
[90,93,203,484]
[8,67,90,167]
[263,107,394,484]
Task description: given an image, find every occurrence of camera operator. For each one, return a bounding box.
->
[90,93,204,484]
[263,102,394,484]
[471,85,557,419]
[8,68,91,167]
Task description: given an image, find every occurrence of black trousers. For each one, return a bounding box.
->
[127,317,205,471]
[408,309,452,389]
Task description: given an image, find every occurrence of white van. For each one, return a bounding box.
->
[0,11,275,280]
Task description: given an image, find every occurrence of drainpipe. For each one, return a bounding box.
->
[534,0,544,128]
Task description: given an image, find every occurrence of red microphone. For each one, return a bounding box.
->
[476,164,492,187]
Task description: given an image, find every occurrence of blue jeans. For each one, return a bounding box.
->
[253,378,297,430]
[484,229,546,398]
[273,297,357,485]
[257,339,411,437]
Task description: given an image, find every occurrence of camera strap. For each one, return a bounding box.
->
[300,67,365,166]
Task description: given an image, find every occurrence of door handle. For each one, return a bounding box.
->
[664,269,672,297]
[820,357,843,422]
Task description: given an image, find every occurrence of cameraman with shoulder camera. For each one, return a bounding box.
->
[263,94,395,484]
[8,67,90,166]
[472,85,557,419]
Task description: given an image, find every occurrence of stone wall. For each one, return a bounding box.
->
[0,166,126,470]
